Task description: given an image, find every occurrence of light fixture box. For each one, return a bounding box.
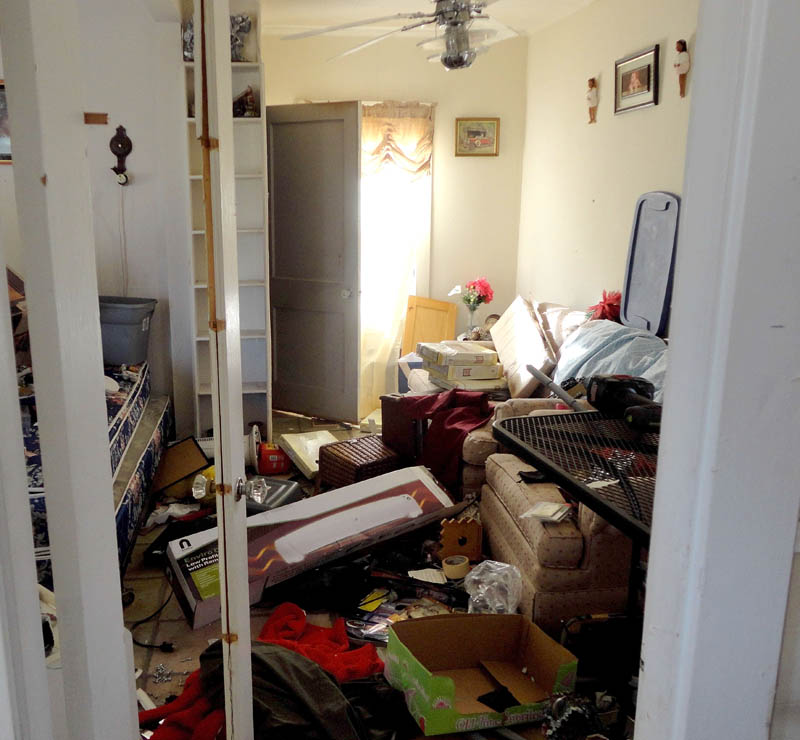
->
[385,613,578,736]
[166,466,459,628]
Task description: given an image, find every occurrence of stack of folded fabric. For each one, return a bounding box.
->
[416,341,508,400]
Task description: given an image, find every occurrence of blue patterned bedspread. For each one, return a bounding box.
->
[23,363,169,587]
[24,363,150,490]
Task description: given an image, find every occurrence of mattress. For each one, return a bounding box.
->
[25,362,151,491]
[25,364,170,587]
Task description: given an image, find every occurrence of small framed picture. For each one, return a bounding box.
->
[0,81,11,164]
[455,117,500,157]
[614,45,659,114]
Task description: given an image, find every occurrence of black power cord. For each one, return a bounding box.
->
[129,588,176,653]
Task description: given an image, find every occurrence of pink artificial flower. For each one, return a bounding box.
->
[464,277,494,305]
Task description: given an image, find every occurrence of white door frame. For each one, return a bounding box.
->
[637,0,800,737]
[0,231,54,740]
[0,0,139,737]
[194,0,254,736]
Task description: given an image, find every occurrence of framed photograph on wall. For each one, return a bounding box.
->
[455,118,500,157]
[614,45,659,114]
[0,81,11,164]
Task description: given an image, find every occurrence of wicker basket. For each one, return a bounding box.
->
[318,435,401,490]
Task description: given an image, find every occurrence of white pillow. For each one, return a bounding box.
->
[532,300,590,360]
[490,296,556,398]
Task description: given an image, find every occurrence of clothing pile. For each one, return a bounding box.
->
[139,603,416,740]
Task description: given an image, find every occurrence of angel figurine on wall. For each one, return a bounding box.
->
[586,77,598,124]
[674,39,691,97]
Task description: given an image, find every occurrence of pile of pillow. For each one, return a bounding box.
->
[489,296,589,397]
[490,296,669,400]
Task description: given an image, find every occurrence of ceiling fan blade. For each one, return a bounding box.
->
[328,18,438,60]
[282,12,432,40]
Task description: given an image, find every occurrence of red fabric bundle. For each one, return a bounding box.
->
[138,671,224,740]
[257,602,384,683]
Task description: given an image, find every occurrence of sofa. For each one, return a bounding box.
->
[458,304,669,635]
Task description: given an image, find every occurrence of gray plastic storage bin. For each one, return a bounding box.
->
[98,296,157,366]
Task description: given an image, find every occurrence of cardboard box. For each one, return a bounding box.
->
[385,614,577,736]
[416,341,498,367]
[167,467,461,628]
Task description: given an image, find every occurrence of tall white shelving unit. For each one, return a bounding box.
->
[183,6,271,438]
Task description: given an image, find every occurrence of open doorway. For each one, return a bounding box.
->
[266,100,434,425]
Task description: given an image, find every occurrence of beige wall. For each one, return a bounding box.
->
[516,0,699,310]
[262,33,528,331]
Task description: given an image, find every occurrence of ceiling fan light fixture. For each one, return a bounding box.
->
[440,22,477,70]
[440,49,478,70]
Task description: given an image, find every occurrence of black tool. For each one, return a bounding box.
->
[582,374,662,431]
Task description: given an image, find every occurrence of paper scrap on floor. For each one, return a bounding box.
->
[359,408,382,434]
[408,568,448,585]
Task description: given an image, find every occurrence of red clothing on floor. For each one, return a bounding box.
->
[138,671,224,740]
[257,602,383,683]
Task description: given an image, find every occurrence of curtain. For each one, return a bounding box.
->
[358,102,435,419]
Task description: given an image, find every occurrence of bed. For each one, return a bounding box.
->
[24,362,171,587]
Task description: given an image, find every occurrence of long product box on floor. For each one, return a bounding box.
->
[384,613,577,736]
[167,466,461,628]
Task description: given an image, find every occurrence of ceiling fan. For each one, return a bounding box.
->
[282,0,518,71]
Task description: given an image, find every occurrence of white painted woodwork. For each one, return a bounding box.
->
[185,10,272,441]
[194,0,254,736]
[637,0,800,738]
[266,102,361,422]
[156,14,200,441]
[0,237,54,739]
[0,0,138,738]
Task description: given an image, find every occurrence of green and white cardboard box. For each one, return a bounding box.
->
[385,613,577,736]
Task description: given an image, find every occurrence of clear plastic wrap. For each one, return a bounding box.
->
[463,560,522,614]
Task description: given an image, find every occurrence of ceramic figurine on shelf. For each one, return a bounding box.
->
[182,19,194,62]
[586,77,598,123]
[674,39,691,97]
[230,14,252,62]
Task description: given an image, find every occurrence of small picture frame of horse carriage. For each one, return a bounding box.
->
[455,117,500,157]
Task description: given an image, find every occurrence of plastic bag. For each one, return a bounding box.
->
[463,560,522,614]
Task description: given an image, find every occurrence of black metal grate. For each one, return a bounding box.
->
[494,411,659,544]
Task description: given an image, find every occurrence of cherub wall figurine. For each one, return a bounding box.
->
[586,77,598,123]
[674,39,690,97]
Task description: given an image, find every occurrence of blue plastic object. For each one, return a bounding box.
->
[620,191,680,337]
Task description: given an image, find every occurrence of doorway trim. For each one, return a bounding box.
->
[636,0,800,737]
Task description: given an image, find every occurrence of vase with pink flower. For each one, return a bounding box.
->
[450,277,494,332]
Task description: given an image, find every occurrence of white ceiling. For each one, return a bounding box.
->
[261,0,596,37]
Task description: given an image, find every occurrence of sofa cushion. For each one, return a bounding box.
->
[484,454,584,568]
[490,296,556,398]
[532,301,590,361]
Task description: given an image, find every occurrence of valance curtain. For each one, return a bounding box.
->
[359,102,435,419]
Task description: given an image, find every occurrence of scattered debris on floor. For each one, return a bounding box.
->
[125,410,635,740]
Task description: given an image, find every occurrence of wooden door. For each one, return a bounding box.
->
[266,102,361,422]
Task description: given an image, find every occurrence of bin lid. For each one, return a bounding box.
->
[620,191,680,337]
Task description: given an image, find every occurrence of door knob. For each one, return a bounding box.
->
[341,289,353,299]
[235,476,269,503]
